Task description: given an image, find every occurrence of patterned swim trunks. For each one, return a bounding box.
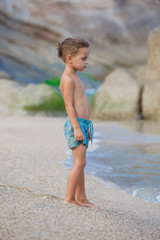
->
[64,116,94,149]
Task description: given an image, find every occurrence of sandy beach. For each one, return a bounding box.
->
[0,116,160,240]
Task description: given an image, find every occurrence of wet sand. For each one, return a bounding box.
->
[0,116,160,240]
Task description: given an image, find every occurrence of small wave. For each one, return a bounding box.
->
[94,131,102,137]
[106,166,113,171]
[93,138,102,145]
[131,187,160,204]
[132,188,143,197]
[155,194,160,202]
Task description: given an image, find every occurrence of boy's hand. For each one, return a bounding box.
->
[74,127,84,142]
[88,129,91,141]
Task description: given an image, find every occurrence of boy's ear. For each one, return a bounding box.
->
[66,54,72,64]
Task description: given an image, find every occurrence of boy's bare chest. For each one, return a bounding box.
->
[74,79,86,96]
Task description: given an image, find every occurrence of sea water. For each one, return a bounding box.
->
[62,120,160,204]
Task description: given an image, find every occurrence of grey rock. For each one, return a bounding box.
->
[142,27,160,120]
[0,79,62,116]
[0,0,160,82]
[92,68,141,120]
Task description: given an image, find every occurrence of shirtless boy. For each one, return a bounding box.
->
[58,37,99,210]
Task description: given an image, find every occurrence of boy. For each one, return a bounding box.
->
[58,37,99,210]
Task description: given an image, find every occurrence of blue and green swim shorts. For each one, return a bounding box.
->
[64,116,94,149]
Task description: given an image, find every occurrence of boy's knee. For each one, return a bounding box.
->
[81,159,86,168]
[77,159,86,169]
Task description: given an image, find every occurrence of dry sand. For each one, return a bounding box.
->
[0,116,160,240]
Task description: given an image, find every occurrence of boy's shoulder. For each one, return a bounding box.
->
[59,73,74,93]
[61,73,72,81]
[61,73,74,86]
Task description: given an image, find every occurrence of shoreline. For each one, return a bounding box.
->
[91,120,160,205]
[63,153,160,206]
[0,116,160,240]
[63,122,160,205]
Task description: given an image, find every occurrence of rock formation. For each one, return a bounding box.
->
[0,79,65,115]
[91,68,141,120]
[142,28,160,120]
[0,0,160,82]
[1,1,160,119]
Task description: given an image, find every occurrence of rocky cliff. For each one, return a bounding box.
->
[0,0,160,83]
[91,27,160,121]
[142,27,160,120]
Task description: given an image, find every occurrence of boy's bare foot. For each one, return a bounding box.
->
[77,199,101,210]
[63,199,83,207]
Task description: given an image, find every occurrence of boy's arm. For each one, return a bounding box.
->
[62,76,80,129]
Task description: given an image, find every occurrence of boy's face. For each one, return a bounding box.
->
[70,47,89,71]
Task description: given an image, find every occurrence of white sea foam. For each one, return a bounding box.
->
[155,194,160,202]
[93,139,102,144]
[93,131,102,137]
[131,187,160,204]
[106,166,113,171]
[132,188,143,197]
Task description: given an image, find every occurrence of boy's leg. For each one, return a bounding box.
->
[64,144,87,207]
[76,168,101,210]
[76,170,87,201]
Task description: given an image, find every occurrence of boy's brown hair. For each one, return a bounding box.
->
[57,37,89,62]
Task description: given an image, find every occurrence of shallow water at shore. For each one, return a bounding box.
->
[62,120,160,204]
